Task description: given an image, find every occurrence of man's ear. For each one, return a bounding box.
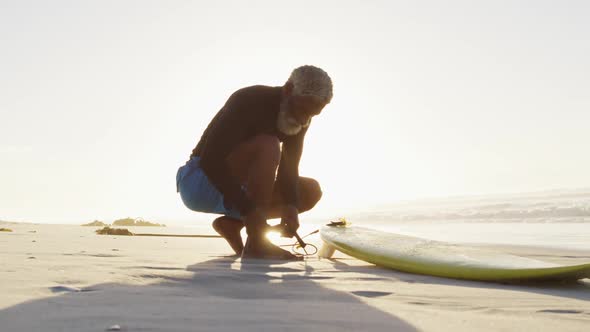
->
[283,81,294,97]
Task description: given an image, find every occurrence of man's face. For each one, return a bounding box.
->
[278,95,326,136]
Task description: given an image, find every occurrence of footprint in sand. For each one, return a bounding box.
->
[351,291,393,298]
[49,286,82,293]
[49,286,97,293]
[537,309,583,314]
[407,301,430,306]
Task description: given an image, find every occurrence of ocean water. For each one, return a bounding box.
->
[332,189,590,251]
[355,222,590,251]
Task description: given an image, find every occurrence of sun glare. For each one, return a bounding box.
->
[265,229,282,243]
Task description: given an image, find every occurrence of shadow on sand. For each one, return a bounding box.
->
[328,258,590,303]
[0,256,417,332]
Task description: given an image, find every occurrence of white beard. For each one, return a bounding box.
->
[277,102,303,136]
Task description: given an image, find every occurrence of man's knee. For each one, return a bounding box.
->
[300,178,322,212]
[310,178,322,206]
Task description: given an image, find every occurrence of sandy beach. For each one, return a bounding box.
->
[1,221,589,332]
[2,1,590,331]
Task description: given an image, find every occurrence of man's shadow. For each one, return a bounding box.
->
[0,256,417,331]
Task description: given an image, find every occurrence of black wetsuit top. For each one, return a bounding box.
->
[191,85,307,216]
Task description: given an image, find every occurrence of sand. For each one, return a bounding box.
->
[1,222,589,331]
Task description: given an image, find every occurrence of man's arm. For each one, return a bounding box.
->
[276,127,307,210]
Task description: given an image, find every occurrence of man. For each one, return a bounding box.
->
[176,65,332,260]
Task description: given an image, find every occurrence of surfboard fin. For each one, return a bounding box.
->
[318,242,336,258]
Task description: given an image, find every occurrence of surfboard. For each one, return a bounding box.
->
[319,225,590,282]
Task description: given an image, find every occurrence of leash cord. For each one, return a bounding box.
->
[279,229,320,256]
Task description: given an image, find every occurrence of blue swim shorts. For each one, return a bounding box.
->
[176,156,241,219]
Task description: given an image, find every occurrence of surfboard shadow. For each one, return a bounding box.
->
[327,257,590,303]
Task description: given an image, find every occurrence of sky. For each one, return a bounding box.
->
[1,0,589,224]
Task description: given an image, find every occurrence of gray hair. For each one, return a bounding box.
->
[287,65,333,103]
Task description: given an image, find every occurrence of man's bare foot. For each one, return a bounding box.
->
[241,236,302,261]
[212,216,244,255]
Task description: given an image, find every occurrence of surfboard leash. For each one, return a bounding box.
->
[284,218,348,256]
[279,229,320,256]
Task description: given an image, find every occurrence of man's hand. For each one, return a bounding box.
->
[280,204,300,237]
